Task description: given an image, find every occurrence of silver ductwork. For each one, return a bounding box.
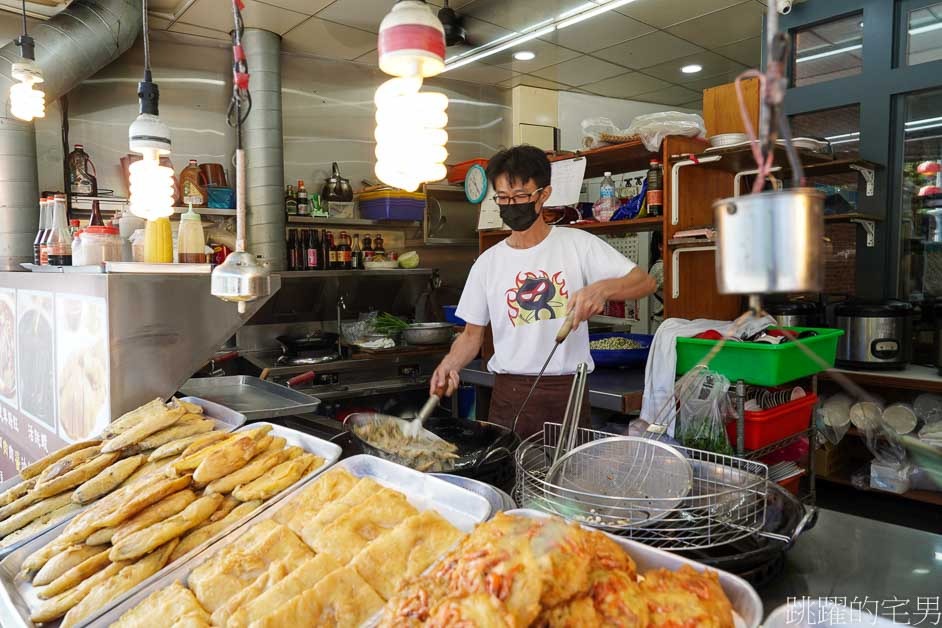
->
[242,29,285,271]
[0,0,142,270]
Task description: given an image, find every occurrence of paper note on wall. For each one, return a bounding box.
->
[545,157,586,207]
[477,184,507,231]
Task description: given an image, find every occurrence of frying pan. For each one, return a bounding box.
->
[344,413,519,473]
[276,332,338,355]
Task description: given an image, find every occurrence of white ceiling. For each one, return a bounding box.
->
[62,0,769,109]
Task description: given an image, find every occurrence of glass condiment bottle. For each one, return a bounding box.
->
[307,228,320,271]
[351,233,363,270]
[287,229,299,270]
[297,228,309,270]
[338,231,352,269]
[177,205,207,263]
[296,180,309,216]
[285,184,297,216]
[47,194,73,266]
[180,159,207,207]
[373,233,385,256]
[327,231,338,269]
[646,159,663,217]
[33,196,49,265]
[319,229,330,271]
[69,219,81,237]
[89,199,105,226]
[68,144,98,196]
[362,233,373,262]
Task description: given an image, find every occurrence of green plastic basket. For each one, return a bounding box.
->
[675,327,844,386]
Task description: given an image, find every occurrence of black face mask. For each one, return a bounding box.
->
[499,201,540,232]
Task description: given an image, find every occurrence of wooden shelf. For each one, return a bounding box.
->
[676,145,880,179]
[819,467,942,507]
[819,364,942,394]
[548,140,664,178]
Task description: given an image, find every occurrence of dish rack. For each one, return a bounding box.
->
[514,422,769,550]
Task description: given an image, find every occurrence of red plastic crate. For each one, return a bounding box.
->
[447,159,489,184]
[726,393,818,450]
[777,472,804,496]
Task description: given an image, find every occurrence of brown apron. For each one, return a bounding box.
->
[488,373,591,439]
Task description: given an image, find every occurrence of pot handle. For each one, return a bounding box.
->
[287,371,316,387]
[332,162,341,178]
[753,504,817,547]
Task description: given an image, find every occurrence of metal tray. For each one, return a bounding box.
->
[0,397,244,559]
[0,423,341,628]
[87,454,491,628]
[429,473,515,515]
[178,376,320,420]
[508,508,764,628]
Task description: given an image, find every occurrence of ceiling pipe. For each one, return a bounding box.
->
[0,0,142,271]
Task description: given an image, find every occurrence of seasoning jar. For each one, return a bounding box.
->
[80,225,124,265]
[129,229,146,262]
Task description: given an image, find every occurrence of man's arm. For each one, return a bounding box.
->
[568,266,657,326]
[429,323,486,396]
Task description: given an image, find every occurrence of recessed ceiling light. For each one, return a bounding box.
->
[514,51,536,61]
[681,64,703,74]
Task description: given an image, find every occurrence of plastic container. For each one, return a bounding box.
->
[442,305,466,326]
[129,229,146,262]
[777,471,803,496]
[447,158,489,184]
[79,225,124,265]
[358,190,425,221]
[589,333,653,368]
[675,327,843,386]
[144,217,173,263]
[726,393,818,450]
[177,205,207,263]
[870,460,913,494]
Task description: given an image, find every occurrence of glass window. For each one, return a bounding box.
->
[793,13,863,87]
[899,88,942,299]
[907,3,942,66]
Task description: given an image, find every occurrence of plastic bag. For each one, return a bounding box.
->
[611,179,647,221]
[675,369,734,455]
[581,117,625,149]
[626,111,706,151]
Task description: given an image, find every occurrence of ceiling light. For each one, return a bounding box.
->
[909,21,942,36]
[795,43,862,63]
[681,64,702,74]
[514,50,536,61]
[378,0,446,78]
[9,2,44,122]
[443,0,639,71]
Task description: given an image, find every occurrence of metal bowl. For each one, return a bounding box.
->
[403,322,455,345]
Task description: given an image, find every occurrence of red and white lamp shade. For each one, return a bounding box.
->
[374,1,449,192]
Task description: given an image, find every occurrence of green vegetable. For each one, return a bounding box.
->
[398,251,420,269]
[372,312,409,335]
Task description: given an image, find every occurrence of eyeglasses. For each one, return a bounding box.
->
[492,187,545,205]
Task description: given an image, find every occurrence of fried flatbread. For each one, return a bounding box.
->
[298,476,383,544]
[351,510,464,600]
[110,494,222,562]
[72,454,145,504]
[61,540,178,628]
[19,440,101,480]
[209,559,292,627]
[169,500,261,562]
[112,581,210,628]
[272,467,357,534]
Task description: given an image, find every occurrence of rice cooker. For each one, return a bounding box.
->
[765,300,822,328]
[835,301,913,370]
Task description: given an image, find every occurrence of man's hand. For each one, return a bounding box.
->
[568,283,609,327]
[430,359,460,397]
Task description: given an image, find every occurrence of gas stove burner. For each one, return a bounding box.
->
[276,354,338,366]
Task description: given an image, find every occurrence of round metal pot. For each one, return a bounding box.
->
[714,188,824,295]
[403,322,454,345]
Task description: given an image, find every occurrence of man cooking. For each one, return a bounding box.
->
[430,145,656,437]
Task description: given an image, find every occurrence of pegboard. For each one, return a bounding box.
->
[603,233,641,264]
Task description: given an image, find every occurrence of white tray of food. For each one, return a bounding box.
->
[0,421,340,628]
[508,508,763,628]
[87,454,492,628]
[0,397,245,559]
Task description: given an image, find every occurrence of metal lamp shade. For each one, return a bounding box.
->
[211,250,271,303]
[714,188,824,295]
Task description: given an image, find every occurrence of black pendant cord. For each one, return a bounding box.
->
[227,0,251,141]
[15,0,35,61]
[61,95,70,216]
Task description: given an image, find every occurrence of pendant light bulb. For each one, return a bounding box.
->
[378,0,446,78]
[128,146,174,220]
[10,61,45,122]
[374,76,448,192]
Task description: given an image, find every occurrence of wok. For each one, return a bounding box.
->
[276,332,338,355]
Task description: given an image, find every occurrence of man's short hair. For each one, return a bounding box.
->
[486,145,551,190]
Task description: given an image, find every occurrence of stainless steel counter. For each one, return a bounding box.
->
[760,508,942,620]
[460,359,645,413]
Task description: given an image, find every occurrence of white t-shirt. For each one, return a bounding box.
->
[456,227,636,375]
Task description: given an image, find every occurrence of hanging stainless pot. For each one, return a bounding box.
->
[322,162,354,202]
[714,188,824,294]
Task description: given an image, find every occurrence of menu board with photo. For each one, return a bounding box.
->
[16,290,56,430]
[0,288,15,409]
